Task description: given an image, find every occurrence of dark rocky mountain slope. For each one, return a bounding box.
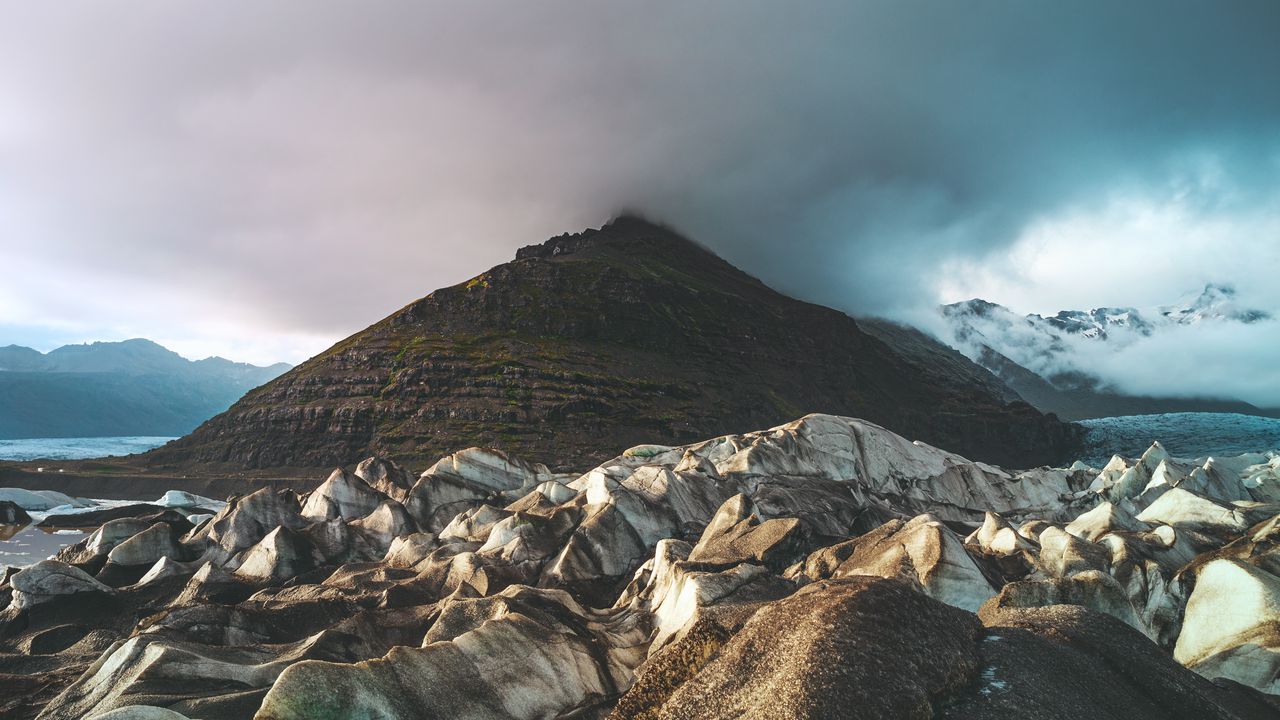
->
[146,217,1080,472]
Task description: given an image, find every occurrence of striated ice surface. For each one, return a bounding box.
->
[1080,412,1280,466]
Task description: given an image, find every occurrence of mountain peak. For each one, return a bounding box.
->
[1161,282,1270,324]
[44,338,187,373]
[0,338,289,375]
[514,215,703,262]
[943,298,1006,316]
[500,215,770,305]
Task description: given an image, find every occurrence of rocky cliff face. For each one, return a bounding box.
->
[145,217,1078,473]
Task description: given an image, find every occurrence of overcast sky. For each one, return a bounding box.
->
[2,3,1278,392]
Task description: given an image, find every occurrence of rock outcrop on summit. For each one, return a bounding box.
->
[3,413,1279,719]
[143,217,1078,473]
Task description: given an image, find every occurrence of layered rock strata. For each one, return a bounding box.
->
[144,217,1079,473]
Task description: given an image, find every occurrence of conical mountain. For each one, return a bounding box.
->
[147,217,1079,472]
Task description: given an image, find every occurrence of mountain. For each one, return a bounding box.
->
[145,216,1080,473]
[854,316,1023,406]
[0,339,290,439]
[38,338,192,374]
[0,346,47,372]
[937,286,1276,420]
[1036,283,1269,339]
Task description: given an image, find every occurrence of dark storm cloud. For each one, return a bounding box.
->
[1,2,1278,367]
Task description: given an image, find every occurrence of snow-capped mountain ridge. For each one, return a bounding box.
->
[943,283,1270,363]
[1004,283,1269,344]
[1156,283,1270,326]
[1044,306,1154,339]
[935,284,1277,420]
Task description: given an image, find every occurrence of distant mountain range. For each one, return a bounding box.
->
[144,216,1079,473]
[0,339,290,439]
[936,284,1278,420]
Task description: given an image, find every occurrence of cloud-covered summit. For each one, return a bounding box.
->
[1,2,1277,369]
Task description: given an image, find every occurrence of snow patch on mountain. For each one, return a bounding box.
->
[1157,284,1271,326]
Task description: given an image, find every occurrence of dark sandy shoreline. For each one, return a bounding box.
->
[0,463,325,501]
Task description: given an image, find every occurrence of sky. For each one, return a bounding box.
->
[1,2,1278,401]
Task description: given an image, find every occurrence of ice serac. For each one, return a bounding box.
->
[796,515,996,612]
[354,456,416,503]
[258,586,642,720]
[9,560,113,609]
[300,468,386,521]
[106,522,183,567]
[143,216,1079,473]
[1175,559,1280,692]
[967,511,1033,556]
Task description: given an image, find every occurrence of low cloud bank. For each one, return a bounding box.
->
[1091,320,1280,409]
